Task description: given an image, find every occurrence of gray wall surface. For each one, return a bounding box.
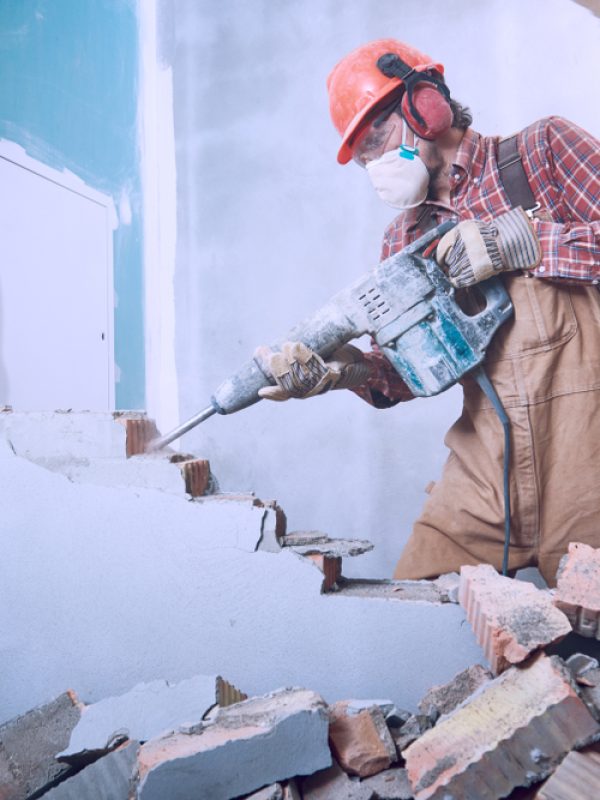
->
[161,0,600,577]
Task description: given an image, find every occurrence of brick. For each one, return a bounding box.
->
[404,654,600,800]
[306,554,342,592]
[301,760,374,800]
[0,690,81,800]
[328,701,397,778]
[60,674,218,759]
[135,688,330,800]
[459,564,571,673]
[216,675,248,707]
[554,542,600,638]
[535,747,600,799]
[118,416,160,457]
[41,740,139,800]
[417,664,493,718]
[180,458,211,496]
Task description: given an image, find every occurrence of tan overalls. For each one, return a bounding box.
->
[394,273,600,586]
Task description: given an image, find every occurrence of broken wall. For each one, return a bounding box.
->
[154,0,600,578]
[0,414,484,723]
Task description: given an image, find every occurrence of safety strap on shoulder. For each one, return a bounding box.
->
[497,135,538,213]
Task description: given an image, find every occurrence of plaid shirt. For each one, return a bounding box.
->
[353,116,600,407]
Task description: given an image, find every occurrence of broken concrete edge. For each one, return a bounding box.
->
[0,688,83,800]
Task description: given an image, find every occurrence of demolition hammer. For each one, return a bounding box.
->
[150,222,512,448]
[149,221,515,574]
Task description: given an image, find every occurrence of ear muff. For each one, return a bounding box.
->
[401,83,453,140]
[377,53,453,140]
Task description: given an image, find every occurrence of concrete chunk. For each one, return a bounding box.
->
[136,688,330,800]
[361,766,413,799]
[42,741,139,799]
[0,690,81,800]
[333,578,452,604]
[329,701,397,778]
[535,747,600,799]
[60,674,218,758]
[554,542,600,638]
[404,654,600,800]
[459,564,572,673]
[301,761,374,800]
[417,664,493,718]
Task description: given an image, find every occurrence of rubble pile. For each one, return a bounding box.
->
[3,554,600,800]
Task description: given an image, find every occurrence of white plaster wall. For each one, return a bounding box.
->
[0,439,484,723]
[152,0,600,578]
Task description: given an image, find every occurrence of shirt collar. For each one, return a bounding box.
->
[452,127,485,178]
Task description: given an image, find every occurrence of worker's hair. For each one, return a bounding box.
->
[449,97,473,130]
[430,72,473,130]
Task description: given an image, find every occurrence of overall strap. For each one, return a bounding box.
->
[497,135,538,212]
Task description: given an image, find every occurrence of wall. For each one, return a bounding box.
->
[0,0,144,409]
[0,427,484,722]
[155,0,600,578]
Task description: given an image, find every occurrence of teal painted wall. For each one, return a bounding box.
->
[0,0,144,409]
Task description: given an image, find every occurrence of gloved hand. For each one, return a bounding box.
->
[254,342,370,401]
[436,207,541,288]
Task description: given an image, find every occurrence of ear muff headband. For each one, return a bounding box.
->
[377,53,452,139]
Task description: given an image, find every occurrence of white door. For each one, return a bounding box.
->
[0,143,115,411]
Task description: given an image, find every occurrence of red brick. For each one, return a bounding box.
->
[554,542,600,638]
[115,415,159,457]
[180,458,211,497]
[459,564,571,674]
[306,554,342,592]
[404,654,600,800]
[328,701,397,778]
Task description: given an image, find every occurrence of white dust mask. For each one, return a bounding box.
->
[365,121,429,209]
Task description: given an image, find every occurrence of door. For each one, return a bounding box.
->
[0,143,115,411]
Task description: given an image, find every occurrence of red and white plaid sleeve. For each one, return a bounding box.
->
[527,117,600,283]
[350,342,414,408]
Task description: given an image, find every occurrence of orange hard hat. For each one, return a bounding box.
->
[327,39,445,164]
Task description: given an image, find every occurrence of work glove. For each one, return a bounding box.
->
[436,207,541,288]
[254,342,370,401]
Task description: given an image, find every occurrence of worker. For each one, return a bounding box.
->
[255,39,600,586]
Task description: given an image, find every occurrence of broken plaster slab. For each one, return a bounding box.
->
[286,538,374,558]
[60,674,219,759]
[43,740,140,800]
[136,688,331,800]
[0,433,485,725]
[332,577,456,603]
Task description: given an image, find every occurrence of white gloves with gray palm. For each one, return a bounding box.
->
[254,342,369,401]
[436,207,541,288]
